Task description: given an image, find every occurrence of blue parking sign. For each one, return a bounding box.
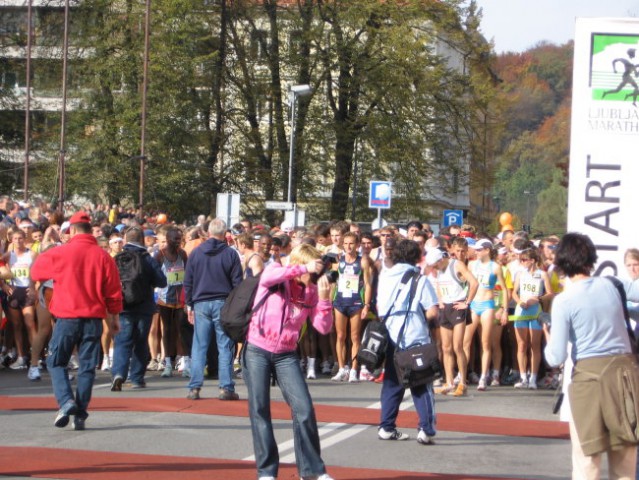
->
[442,209,464,227]
[369,181,392,209]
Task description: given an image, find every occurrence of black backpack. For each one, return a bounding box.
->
[220,275,277,343]
[357,321,389,372]
[115,249,149,308]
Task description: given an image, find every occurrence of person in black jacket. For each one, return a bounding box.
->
[111,226,167,391]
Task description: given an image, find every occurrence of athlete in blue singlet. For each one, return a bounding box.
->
[466,239,508,391]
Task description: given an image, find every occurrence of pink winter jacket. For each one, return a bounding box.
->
[246,262,333,354]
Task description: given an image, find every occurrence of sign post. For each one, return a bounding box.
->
[442,209,464,227]
[216,193,240,228]
[369,180,391,228]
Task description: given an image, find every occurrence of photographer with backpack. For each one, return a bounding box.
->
[376,239,439,445]
[110,227,166,391]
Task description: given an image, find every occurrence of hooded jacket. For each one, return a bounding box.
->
[377,263,438,348]
[247,262,333,354]
[184,237,242,306]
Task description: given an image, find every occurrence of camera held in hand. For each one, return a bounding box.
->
[311,252,339,284]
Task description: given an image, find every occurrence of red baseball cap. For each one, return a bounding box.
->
[69,211,91,225]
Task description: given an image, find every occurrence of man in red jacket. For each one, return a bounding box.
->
[31,211,122,431]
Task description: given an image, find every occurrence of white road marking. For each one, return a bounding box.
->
[243,390,413,462]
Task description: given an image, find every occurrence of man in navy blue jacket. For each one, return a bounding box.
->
[184,218,243,400]
[111,226,166,391]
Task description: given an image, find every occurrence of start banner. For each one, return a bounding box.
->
[569,18,639,276]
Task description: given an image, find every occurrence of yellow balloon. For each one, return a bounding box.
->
[501,224,514,232]
[499,212,513,226]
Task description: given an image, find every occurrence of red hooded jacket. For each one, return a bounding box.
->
[31,233,123,319]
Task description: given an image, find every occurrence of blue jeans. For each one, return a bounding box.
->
[379,342,437,436]
[111,312,153,385]
[242,343,326,479]
[47,318,102,420]
[188,299,235,392]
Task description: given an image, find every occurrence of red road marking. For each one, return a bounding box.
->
[0,446,524,480]
[0,395,569,439]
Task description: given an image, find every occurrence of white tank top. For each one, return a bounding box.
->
[437,259,467,303]
[9,250,33,288]
[517,269,545,301]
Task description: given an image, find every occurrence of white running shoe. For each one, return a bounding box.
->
[477,378,487,391]
[28,365,41,381]
[417,429,435,445]
[100,357,110,371]
[182,357,191,378]
[68,355,79,371]
[348,368,359,383]
[514,379,529,389]
[9,357,27,370]
[359,366,374,382]
[331,368,349,382]
[453,372,461,386]
[307,366,316,380]
[378,427,410,441]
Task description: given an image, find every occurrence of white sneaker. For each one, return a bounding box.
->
[9,357,27,370]
[433,378,442,387]
[359,366,374,382]
[453,372,461,386]
[331,368,349,382]
[417,429,435,445]
[477,378,487,391]
[528,380,538,390]
[490,375,500,387]
[28,365,41,381]
[68,355,79,371]
[514,379,529,389]
[348,368,359,383]
[378,427,410,441]
[182,357,191,378]
[100,357,110,371]
[306,367,316,380]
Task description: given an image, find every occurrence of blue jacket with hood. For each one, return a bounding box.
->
[184,238,243,306]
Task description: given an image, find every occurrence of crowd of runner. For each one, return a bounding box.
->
[2,194,638,398]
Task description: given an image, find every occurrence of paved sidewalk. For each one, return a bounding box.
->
[0,367,570,479]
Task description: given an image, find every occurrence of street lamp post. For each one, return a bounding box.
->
[287,84,312,226]
[523,190,534,231]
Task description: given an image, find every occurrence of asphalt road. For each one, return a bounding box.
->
[0,366,571,479]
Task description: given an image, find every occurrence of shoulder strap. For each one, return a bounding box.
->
[606,276,636,346]
[381,269,415,324]
[396,270,422,347]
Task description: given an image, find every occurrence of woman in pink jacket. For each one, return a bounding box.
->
[243,243,334,480]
